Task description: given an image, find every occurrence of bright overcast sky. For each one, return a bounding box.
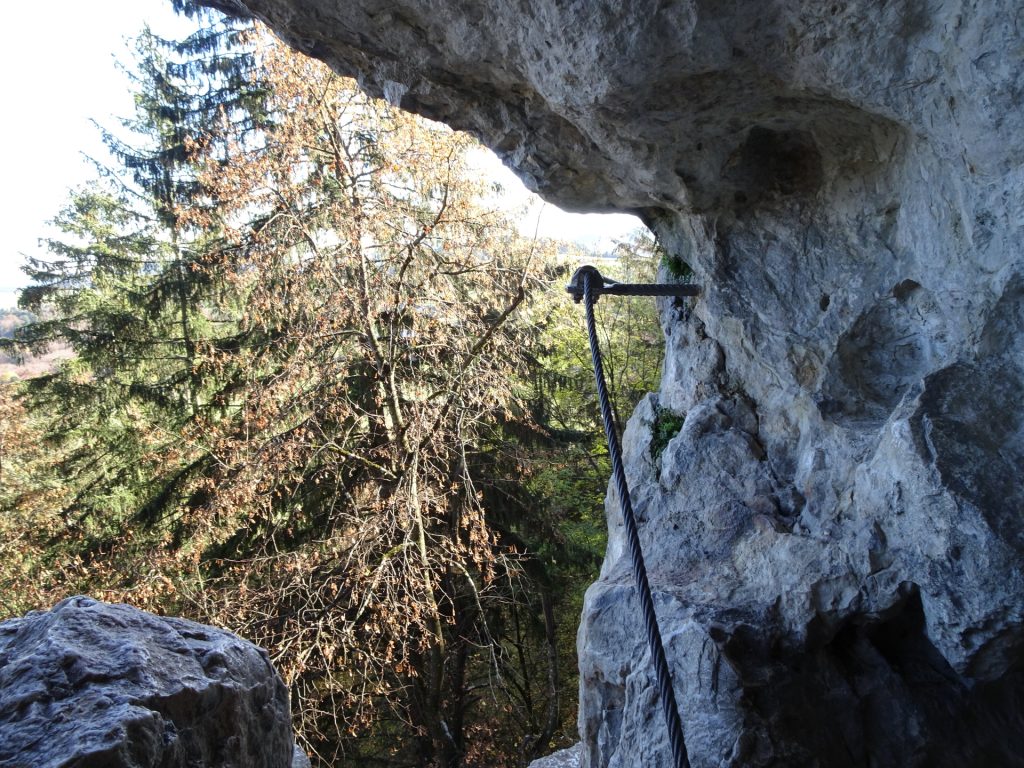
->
[0,0,639,309]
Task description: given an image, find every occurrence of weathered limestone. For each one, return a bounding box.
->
[200,1,1024,765]
[0,596,301,768]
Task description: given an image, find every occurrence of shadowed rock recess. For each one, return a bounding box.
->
[200,1,1024,765]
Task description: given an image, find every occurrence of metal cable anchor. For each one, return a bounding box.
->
[566,264,702,304]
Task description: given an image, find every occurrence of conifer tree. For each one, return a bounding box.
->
[13,19,262,528]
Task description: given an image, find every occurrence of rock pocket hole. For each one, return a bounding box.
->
[893,279,921,301]
[727,126,823,205]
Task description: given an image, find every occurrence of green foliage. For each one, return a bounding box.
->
[660,251,694,282]
[651,407,686,460]
[9,21,263,532]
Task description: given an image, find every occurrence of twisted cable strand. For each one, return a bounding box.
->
[582,269,691,768]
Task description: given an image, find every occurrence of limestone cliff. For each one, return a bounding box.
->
[200,1,1024,764]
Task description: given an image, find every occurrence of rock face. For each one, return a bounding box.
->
[200,1,1024,765]
[0,596,298,768]
[530,744,581,768]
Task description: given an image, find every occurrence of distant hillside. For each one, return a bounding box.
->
[0,310,70,380]
[0,309,35,339]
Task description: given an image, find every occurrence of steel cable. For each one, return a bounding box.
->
[581,268,691,768]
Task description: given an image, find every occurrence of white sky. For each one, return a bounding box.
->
[0,0,639,309]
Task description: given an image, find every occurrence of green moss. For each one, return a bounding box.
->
[659,252,694,281]
[650,407,686,460]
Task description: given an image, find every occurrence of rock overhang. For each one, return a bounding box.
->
[197,0,1021,217]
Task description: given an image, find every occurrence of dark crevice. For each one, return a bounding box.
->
[715,586,1024,767]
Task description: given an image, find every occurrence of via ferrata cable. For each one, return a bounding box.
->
[567,265,700,768]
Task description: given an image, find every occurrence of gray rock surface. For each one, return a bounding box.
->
[291,744,312,768]
[199,1,1024,765]
[530,743,581,768]
[0,596,298,768]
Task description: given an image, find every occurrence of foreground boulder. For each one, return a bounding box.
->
[0,596,300,768]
